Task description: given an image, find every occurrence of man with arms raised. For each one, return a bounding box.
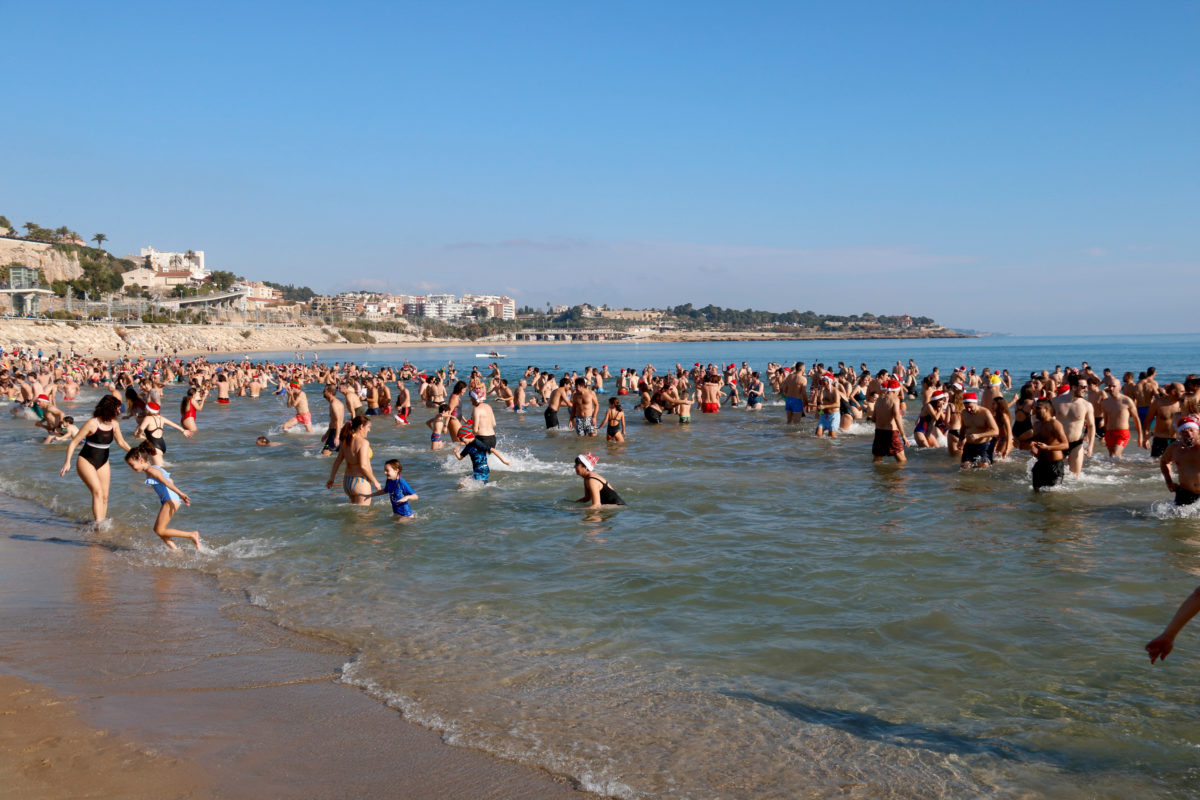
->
[1052,373,1095,477]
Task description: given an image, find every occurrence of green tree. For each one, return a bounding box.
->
[208,270,237,290]
[0,215,11,233]
[92,233,107,249]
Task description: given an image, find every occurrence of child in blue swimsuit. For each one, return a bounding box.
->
[455,439,512,483]
[124,441,201,551]
[369,459,419,517]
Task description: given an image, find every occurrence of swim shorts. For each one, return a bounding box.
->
[544,407,560,429]
[218,397,230,404]
[1175,488,1200,506]
[294,412,312,425]
[1104,429,1131,452]
[1152,437,1175,458]
[871,429,904,457]
[961,441,993,465]
[701,402,719,414]
[1032,458,1066,490]
[574,417,596,436]
[784,396,805,414]
[321,429,339,452]
[818,411,840,432]
[644,408,662,424]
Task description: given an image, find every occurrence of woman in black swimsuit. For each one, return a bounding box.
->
[133,401,193,466]
[573,453,626,509]
[60,395,131,523]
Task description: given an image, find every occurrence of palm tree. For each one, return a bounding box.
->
[92,233,107,250]
[54,226,70,242]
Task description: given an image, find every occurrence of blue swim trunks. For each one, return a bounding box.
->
[818,411,840,432]
[785,396,805,414]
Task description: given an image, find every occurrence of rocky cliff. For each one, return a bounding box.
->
[0,238,84,283]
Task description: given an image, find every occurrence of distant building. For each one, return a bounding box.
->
[600,308,664,321]
[140,247,208,281]
[232,281,283,305]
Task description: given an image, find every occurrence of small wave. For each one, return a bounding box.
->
[212,537,286,559]
[1139,499,1200,520]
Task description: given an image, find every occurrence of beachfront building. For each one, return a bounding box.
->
[230,281,284,308]
[140,247,208,281]
[121,265,201,294]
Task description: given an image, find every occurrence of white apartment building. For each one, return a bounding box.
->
[140,247,208,281]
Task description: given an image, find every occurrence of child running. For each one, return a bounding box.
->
[368,459,419,518]
[455,438,512,484]
[426,403,450,450]
[124,441,201,551]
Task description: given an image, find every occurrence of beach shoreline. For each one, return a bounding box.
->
[1,317,967,360]
[0,492,589,800]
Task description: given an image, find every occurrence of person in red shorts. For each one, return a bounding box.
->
[698,374,723,413]
[1099,382,1142,458]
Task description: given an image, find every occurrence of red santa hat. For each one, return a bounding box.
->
[963,392,979,403]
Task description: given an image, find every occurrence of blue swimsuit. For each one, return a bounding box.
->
[146,468,181,504]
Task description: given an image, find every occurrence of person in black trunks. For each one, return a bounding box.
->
[1160,415,1200,507]
[59,395,132,523]
[573,453,625,508]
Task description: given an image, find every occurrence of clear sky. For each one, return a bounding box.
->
[3,1,1197,334]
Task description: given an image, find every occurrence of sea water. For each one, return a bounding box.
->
[2,334,1199,799]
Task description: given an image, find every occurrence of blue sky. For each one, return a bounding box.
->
[3,1,1197,333]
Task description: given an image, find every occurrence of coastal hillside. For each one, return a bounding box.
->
[0,238,83,283]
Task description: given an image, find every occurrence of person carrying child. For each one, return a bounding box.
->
[455,438,512,484]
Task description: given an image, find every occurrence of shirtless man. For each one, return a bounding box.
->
[1136,367,1159,426]
[698,375,723,414]
[1145,382,1184,459]
[394,379,412,424]
[870,379,906,464]
[464,389,496,450]
[281,382,313,433]
[513,378,537,413]
[1052,374,1095,477]
[780,362,808,424]
[545,377,571,430]
[1021,400,1068,491]
[959,392,1000,467]
[1160,416,1200,507]
[1099,383,1143,458]
[813,373,842,438]
[570,377,599,436]
[320,384,345,455]
[342,381,364,418]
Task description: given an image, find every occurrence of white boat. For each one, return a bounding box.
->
[475,352,506,359]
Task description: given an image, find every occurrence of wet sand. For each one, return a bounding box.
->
[0,494,588,799]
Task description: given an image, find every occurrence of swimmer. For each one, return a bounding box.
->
[256,436,282,447]
[282,381,314,433]
[59,395,132,523]
[134,401,193,465]
[573,452,625,508]
[1159,415,1200,507]
[123,441,200,551]
[325,416,380,505]
[1052,374,1095,477]
[1022,400,1068,491]
[455,438,512,484]
[570,377,599,436]
[870,379,906,464]
[602,397,626,442]
[320,384,345,455]
[426,403,451,450]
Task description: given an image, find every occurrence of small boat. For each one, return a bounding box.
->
[475,352,506,359]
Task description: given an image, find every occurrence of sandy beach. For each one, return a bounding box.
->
[0,493,587,800]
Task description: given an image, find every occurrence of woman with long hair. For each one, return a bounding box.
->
[59,395,132,523]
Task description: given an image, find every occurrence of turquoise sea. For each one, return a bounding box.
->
[2,334,1199,799]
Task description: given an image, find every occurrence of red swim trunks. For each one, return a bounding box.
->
[294,412,312,425]
[872,428,905,457]
[217,397,230,404]
[1104,429,1131,451]
[701,402,720,414]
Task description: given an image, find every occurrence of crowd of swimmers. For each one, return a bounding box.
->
[1,349,1197,659]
